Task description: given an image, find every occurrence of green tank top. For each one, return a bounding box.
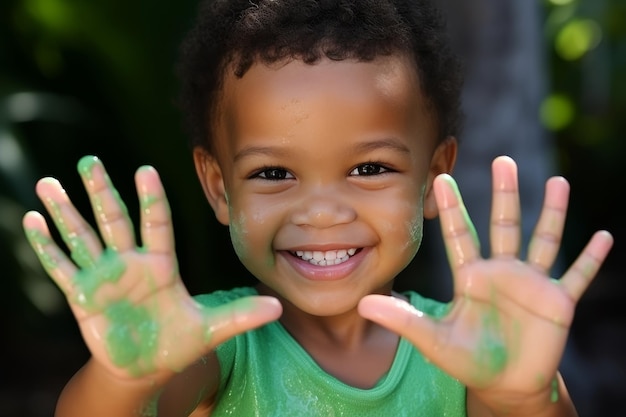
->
[195,287,466,416]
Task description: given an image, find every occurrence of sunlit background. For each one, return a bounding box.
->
[1,0,624,416]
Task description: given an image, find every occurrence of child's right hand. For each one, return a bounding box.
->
[22,156,282,382]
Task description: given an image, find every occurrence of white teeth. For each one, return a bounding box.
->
[292,248,358,266]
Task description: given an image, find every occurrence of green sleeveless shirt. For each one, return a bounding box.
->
[195,287,466,416]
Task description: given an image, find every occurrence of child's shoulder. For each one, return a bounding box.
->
[194,286,257,308]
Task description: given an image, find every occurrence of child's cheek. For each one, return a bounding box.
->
[405,210,424,250]
[396,185,427,252]
[228,209,250,260]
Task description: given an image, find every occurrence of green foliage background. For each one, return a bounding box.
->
[0,0,623,416]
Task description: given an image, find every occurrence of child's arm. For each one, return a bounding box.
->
[23,156,282,416]
[359,156,613,417]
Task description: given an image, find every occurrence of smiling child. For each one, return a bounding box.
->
[22,1,613,416]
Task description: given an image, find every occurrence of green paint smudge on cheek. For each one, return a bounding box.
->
[73,249,127,309]
[228,210,250,260]
[405,209,424,249]
[105,300,160,375]
[409,186,426,246]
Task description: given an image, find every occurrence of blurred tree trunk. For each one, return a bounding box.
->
[414,0,558,299]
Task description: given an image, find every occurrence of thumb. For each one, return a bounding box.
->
[358,294,440,358]
[201,296,283,348]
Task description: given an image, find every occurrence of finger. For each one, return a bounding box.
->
[490,156,521,258]
[435,173,481,270]
[135,166,175,254]
[526,177,569,273]
[22,210,78,294]
[35,177,103,269]
[560,230,613,301]
[358,295,441,359]
[77,156,136,252]
[200,296,283,348]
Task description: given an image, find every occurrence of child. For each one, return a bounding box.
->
[22,0,613,416]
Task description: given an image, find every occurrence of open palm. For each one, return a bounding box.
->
[360,156,613,403]
[23,156,281,380]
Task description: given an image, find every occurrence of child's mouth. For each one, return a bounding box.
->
[291,248,360,266]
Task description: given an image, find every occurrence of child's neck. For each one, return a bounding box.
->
[257,284,404,389]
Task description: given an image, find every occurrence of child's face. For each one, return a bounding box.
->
[195,55,456,316]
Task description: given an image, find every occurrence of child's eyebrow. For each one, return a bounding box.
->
[233,145,291,163]
[352,138,411,155]
[233,138,409,163]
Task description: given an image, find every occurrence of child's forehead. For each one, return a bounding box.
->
[220,55,421,107]
[210,54,435,158]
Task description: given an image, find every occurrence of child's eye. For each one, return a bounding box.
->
[349,163,391,176]
[252,167,294,180]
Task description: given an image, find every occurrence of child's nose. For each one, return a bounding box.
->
[290,191,356,228]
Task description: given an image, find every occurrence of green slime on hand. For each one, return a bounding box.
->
[73,248,127,308]
[551,377,559,403]
[105,300,160,375]
[32,157,163,377]
[71,247,160,375]
[141,193,159,209]
[474,307,508,378]
[78,155,134,251]
[25,229,58,272]
[46,198,96,268]
[441,175,481,265]
[77,155,99,180]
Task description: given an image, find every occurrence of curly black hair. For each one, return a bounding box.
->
[176,0,464,152]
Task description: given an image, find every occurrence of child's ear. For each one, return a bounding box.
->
[424,137,457,219]
[193,147,230,225]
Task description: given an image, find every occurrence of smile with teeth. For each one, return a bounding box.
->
[292,248,358,266]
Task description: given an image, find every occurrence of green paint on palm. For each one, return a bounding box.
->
[475,308,508,376]
[105,299,160,374]
[73,248,126,308]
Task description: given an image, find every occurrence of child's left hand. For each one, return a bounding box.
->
[359,156,613,415]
